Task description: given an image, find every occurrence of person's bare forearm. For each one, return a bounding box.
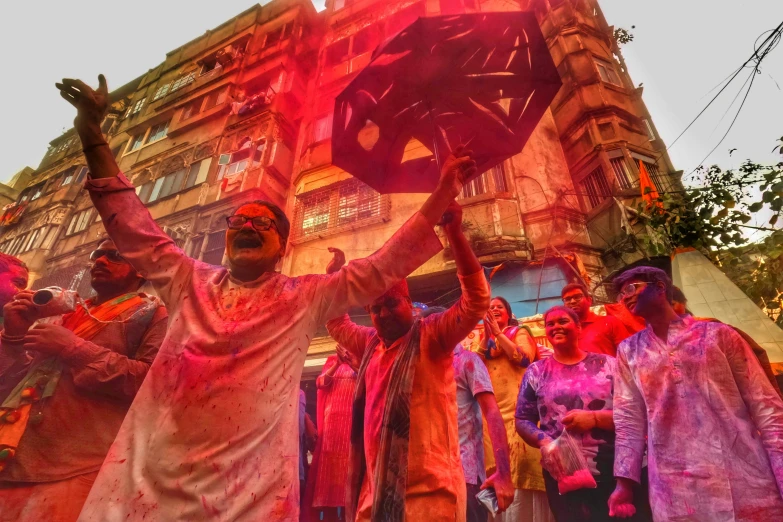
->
[445,225,481,276]
[76,123,120,179]
[515,418,549,449]
[479,394,512,477]
[420,186,456,227]
[595,410,615,430]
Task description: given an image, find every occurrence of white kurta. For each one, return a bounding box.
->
[614,317,783,521]
[77,173,443,522]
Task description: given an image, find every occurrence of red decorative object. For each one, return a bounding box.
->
[332,12,561,193]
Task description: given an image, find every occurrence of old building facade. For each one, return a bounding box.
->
[0,0,681,372]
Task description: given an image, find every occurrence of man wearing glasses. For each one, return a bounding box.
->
[608,266,783,521]
[0,238,167,522]
[56,75,476,522]
[560,283,628,356]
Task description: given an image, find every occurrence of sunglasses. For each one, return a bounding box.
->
[89,249,126,264]
[226,215,278,232]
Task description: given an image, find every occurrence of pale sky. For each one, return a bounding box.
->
[1,1,781,201]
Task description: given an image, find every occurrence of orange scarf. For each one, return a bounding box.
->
[0,293,146,471]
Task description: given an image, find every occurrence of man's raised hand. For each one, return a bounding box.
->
[326,247,346,274]
[55,75,110,135]
[438,200,463,236]
[438,145,476,199]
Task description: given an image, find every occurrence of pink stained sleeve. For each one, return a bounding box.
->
[326,315,375,362]
[427,270,490,357]
[612,341,647,484]
[85,173,195,307]
[719,324,783,496]
[313,212,442,324]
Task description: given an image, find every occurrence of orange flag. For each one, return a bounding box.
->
[638,161,663,209]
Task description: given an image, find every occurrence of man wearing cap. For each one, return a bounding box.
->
[608,266,783,521]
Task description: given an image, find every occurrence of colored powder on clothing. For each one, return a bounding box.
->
[556,469,596,494]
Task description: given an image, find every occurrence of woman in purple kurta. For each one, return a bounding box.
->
[515,306,651,522]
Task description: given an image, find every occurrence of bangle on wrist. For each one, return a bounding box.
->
[1,331,26,344]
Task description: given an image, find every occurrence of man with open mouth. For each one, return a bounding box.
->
[56,75,476,522]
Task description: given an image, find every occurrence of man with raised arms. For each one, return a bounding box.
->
[56,75,476,522]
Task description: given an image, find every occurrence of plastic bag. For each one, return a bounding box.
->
[541,430,597,494]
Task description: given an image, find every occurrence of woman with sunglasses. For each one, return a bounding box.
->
[475,296,551,522]
[514,306,651,522]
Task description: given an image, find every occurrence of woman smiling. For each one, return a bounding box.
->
[514,306,651,522]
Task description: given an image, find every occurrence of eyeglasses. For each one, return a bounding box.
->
[562,293,585,304]
[369,298,401,315]
[226,215,278,232]
[619,282,649,298]
[89,249,126,264]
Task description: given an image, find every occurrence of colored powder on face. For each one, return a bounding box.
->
[557,469,597,494]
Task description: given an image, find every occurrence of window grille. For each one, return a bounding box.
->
[610,157,634,189]
[292,178,385,241]
[580,166,612,209]
[460,163,508,199]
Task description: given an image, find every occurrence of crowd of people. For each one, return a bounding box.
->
[0,75,780,522]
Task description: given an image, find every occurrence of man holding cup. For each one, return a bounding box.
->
[0,238,167,522]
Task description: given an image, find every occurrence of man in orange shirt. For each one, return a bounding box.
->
[327,202,512,522]
[561,283,628,356]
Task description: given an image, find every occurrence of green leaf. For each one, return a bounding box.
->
[770,214,779,226]
[749,202,764,212]
[723,200,736,209]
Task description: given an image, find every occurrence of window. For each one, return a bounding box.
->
[325,27,374,67]
[642,119,656,141]
[312,114,333,144]
[580,166,612,209]
[202,230,226,266]
[203,87,228,111]
[181,98,201,120]
[170,72,196,93]
[129,97,146,116]
[594,58,622,86]
[61,166,89,187]
[610,156,634,189]
[128,133,145,152]
[299,190,331,236]
[325,38,351,66]
[152,82,171,101]
[293,179,385,241]
[337,180,382,226]
[66,209,93,235]
[642,161,672,193]
[264,23,290,47]
[147,121,169,144]
[187,235,204,259]
[460,163,508,198]
[139,160,207,203]
[29,184,45,201]
[218,140,263,179]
